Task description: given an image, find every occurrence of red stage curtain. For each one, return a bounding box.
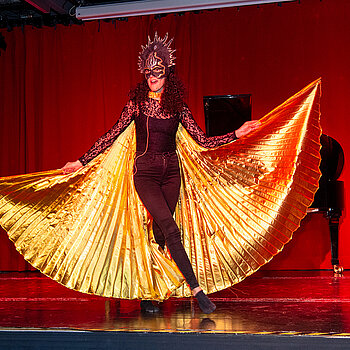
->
[0,0,349,271]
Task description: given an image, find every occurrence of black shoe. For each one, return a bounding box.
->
[195,291,216,314]
[140,300,160,313]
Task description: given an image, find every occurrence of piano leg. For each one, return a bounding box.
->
[326,208,344,276]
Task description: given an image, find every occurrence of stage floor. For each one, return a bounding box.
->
[0,270,349,349]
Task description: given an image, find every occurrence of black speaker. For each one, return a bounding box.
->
[203,94,252,137]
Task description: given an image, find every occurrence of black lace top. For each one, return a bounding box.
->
[79,99,237,166]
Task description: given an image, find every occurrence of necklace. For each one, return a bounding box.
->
[148,91,162,100]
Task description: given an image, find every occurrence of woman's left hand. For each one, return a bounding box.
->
[235,120,261,139]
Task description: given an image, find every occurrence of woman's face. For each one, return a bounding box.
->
[147,76,166,93]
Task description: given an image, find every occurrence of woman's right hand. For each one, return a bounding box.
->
[61,160,83,174]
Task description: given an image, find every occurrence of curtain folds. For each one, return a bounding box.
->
[1,0,349,272]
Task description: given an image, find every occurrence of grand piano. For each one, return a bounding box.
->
[204,95,345,275]
[307,134,345,275]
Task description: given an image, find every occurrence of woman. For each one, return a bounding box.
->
[62,33,259,314]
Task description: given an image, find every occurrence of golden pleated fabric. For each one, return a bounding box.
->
[0,79,321,300]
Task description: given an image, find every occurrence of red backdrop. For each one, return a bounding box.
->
[0,0,349,271]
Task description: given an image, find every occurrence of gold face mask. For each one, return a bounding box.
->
[144,52,166,79]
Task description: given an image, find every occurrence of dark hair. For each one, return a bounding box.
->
[129,72,185,115]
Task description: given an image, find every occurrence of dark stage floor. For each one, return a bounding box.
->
[0,270,349,349]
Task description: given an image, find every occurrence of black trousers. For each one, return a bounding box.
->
[133,151,199,290]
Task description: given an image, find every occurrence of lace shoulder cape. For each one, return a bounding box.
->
[0,80,321,300]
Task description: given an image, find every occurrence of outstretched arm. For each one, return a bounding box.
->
[180,104,259,148]
[62,100,138,173]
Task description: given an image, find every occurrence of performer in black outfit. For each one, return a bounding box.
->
[62,33,259,314]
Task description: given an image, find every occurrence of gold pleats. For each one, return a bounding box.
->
[0,79,321,300]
